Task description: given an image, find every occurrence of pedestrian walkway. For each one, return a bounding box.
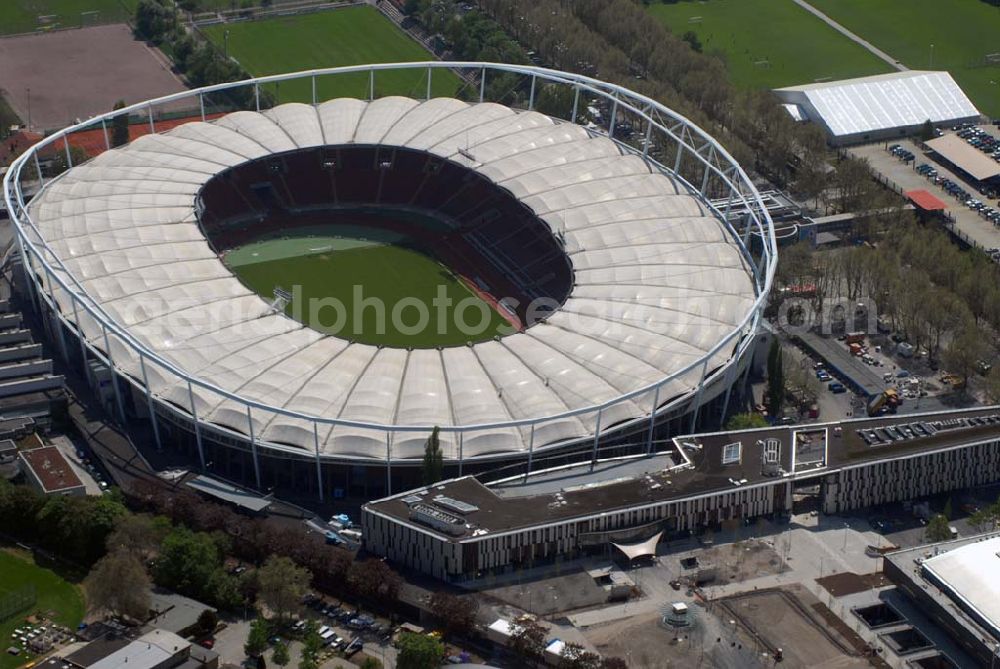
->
[792,0,906,73]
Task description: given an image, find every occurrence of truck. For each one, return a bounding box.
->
[849,342,863,356]
[845,332,866,345]
[867,388,900,417]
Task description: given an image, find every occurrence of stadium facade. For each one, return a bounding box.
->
[2,64,776,500]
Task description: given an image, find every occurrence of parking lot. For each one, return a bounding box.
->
[850,130,1000,251]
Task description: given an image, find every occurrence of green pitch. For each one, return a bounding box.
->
[647,0,891,89]
[225,229,513,348]
[201,6,463,103]
[0,0,129,35]
[809,0,1000,118]
[0,550,84,669]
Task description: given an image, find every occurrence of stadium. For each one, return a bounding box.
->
[2,64,776,500]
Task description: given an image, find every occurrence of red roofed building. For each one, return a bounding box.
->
[19,446,85,496]
[0,129,50,167]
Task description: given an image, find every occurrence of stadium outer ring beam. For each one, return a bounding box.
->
[2,62,776,482]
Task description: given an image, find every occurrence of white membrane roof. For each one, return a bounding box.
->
[776,71,980,138]
[922,536,1000,637]
[28,97,755,460]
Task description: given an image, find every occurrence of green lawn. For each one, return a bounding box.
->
[226,230,512,348]
[200,6,462,103]
[809,0,1000,117]
[647,0,891,89]
[0,0,129,35]
[0,549,85,669]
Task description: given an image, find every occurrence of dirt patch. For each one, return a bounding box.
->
[718,585,877,668]
[0,24,190,131]
[817,571,891,597]
[691,538,789,584]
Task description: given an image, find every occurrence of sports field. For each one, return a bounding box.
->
[0,0,129,35]
[647,0,891,89]
[809,0,1000,117]
[0,549,84,669]
[225,229,512,348]
[200,6,463,103]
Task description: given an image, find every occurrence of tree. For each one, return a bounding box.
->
[422,426,443,485]
[111,100,130,148]
[560,643,602,669]
[766,339,785,419]
[725,413,768,431]
[969,508,996,533]
[195,609,219,636]
[984,366,1000,404]
[943,497,953,521]
[84,549,151,621]
[681,30,702,53]
[919,119,935,142]
[155,527,221,598]
[509,617,547,662]
[943,321,988,389]
[396,632,444,669]
[245,618,269,658]
[298,620,322,669]
[925,514,952,543]
[257,556,310,620]
[349,559,402,606]
[271,640,290,668]
[429,591,478,637]
[106,513,168,560]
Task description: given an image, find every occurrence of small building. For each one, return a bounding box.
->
[775,71,980,146]
[18,445,84,496]
[59,628,217,669]
[184,474,271,515]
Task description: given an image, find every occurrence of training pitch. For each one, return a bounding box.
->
[225,229,512,348]
[0,23,187,131]
[647,0,891,89]
[201,6,464,103]
[810,0,1000,118]
[0,550,84,669]
[0,0,130,36]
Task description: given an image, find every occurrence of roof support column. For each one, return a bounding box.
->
[311,76,317,106]
[385,430,392,496]
[246,406,262,491]
[14,231,39,323]
[608,95,618,141]
[426,66,432,101]
[642,116,653,158]
[528,75,536,111]
[147,104,155,134]
[646,385,660,455]
[590,408,602,471]
[199,93,206,122]
[523,424,536,482]
[70,298,87,372]
[718,354,743,428]
[571,86,580,124]
[673,137,684,175]
[457,431,464,477]
[101,118,110,151]
[188,380,206,471]
[33,151,45,188]
[42,264,68,363]
[688,358,711,435]
[139,352,162,451]
[700,150,712,196]
[101,322,125,424]
[479,67,486,103]
[369,69,375,101]
[63,136,73,169]
[254,84,260,112]
[313,423,323,503]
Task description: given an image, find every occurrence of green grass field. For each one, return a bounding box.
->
[809,0,1000,117]
[647,0,892,89]
[200,6,462,103]
[226,230,512,348]
[0,0,130,35]
[0,549,84,669]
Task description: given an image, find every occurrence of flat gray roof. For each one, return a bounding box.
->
[186,475,271,513]
[366,406,1000,541]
